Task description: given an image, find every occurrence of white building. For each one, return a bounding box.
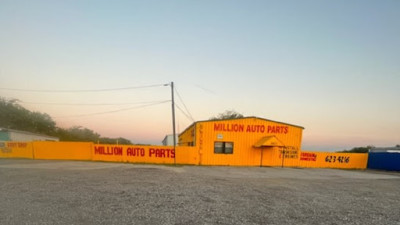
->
[0,128,59,142]
[162,134,178,146]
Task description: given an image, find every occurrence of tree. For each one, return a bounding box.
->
[0,97,133,144]
[0,98,56,135]
[337,145,374,153]
[56,126,101,142]
[210,110,244,120]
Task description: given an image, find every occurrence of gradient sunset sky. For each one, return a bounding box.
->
[1,0,399,151]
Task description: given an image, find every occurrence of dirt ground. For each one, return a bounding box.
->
[0,159,399,225]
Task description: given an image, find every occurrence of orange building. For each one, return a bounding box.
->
[179,117,304,166]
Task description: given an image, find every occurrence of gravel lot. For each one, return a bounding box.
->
[0,159,399,225]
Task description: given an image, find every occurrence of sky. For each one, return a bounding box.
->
[0,0,399,151]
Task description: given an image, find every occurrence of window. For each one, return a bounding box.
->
[214,142,234,154]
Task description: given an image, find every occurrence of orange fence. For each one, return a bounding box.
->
[0,141,33,159]
[298,151,368,169]
[0,141,368,169]
[33,142,93,161]
[0,141,199,165]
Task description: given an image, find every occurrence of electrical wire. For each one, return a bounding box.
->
[20,100,170,106]
[174,87,195,122]
[53,100,170,118]
[0,83,168,93]
[176,104,195,123]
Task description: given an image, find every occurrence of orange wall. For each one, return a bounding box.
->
[0,141,199,165]
[176,146,199,165]
[0,140,368,169]
[0,142,33,159]
[298,151,368,169]
[33,141,92,160]
[261,147,300,167]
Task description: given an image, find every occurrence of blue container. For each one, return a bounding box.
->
[367,152,400,171]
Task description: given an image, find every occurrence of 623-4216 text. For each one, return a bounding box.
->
[325,155,350,163]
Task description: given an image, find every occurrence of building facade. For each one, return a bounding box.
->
[179,117,304,166]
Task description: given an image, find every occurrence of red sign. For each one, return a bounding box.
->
[94,145,175,158]
[300,152,317,161]
[214,123,289,134]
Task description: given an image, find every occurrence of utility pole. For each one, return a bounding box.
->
[170,82,177,165]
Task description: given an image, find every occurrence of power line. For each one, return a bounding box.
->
[20,100,170,106]
[176,104,195,123]
[54,100,170,118]
[174,86,195,122]
[0,83,168,93]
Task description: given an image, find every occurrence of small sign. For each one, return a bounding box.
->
[217,134,223,139]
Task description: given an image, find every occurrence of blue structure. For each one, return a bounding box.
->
[368,147,400,171]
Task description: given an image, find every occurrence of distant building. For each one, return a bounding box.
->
[0,128,59,142]
[162,134,178,146]
[369,147,400,153]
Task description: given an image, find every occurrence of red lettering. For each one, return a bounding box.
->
[94,146,104,155]
[171,149,175,158]
[160,149,165,157]
[246,125,266,133]
[18,143,27,148]
[149,148,155,157]
[106,146,111,154]
[113,147,123,155]
[266,126,289,134]
[127,147,133,156]
[300,152,317,161]
[127,147,145,157]
[7,143,17,148]
[148,148,174,158]
[214,123,222,131]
